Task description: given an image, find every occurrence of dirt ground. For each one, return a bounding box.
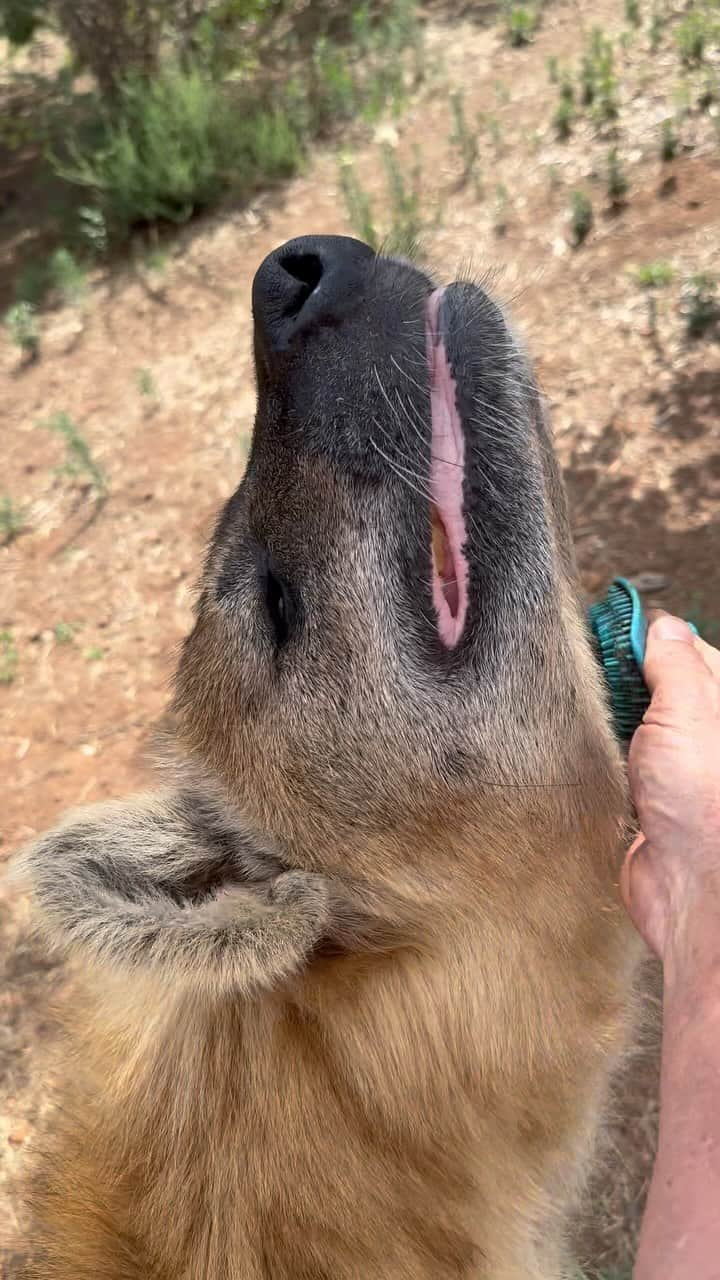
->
[1,1,719,1274]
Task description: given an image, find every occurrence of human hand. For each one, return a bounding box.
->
[621,614,720,975]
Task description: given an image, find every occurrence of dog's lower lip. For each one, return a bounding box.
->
[425,287,469,649]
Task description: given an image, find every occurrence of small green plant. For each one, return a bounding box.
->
[493,183,511,236]
[547,55,559,84]
[634,260,675,289]
[4,301,39,359]
[338,158,378,250]
[660,117,678,160]
[607,146,629,202]
[504,3,538,46]
[0,495,28,545]
[0,631,18,685]
[569,190,593,246]
[84,644,106,662]
[625,0,641,27]
[381,143,423,257]
[52,65,302,243]
[681,272,719,339]
[649,5,664,52]
[634,260,674,343]
[49,248,86,305]
[553,79,575,140]
[45,412,107,497]
[580,27,619,124]
[135,367,158,398]
[310,36,357,130]
[53,621,81,645]
[675,10,712,67]
[450,90,481,194]
[144,245,168,274]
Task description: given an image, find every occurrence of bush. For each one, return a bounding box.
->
[52,65,302,241]
[634,260,674,289]
[660,117,678,160]
[675,10,711,66]
[607,146,628,202]
[4,302,39,359]
[569,190,593,246]
[338,158,378,249]
[580,28,619,124]
[0,0,45,44]
[553,79,575,140]
[504,4,538,46]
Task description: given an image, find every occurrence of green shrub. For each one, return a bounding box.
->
[675,10,712,66]
[49,248,87,304]
[660,117,678,160]
[135,367,158,398]
[553,97,574,139]
[504,3,538,46]
[450,90,480,192]
[0,631,18,685]
[625,0,641,27]
[553,80,575,139]
[649,5,664,51]
[607,146,629,201]
[634,260,674,288]
[4,302,39,359]
[44,412,107,496]
[0,0,45,45]
[0,495,28,545]
[634,260,674,343]
[569,190,593,245]
[338,159,378,249]
[53,621,81,644]
[381,143,423,256]
[580,27,619,123]
[310,36,357,132]
[52,64,302,242]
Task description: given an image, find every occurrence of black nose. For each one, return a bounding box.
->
[252,234,376,360]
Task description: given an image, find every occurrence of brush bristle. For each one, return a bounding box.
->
[588,581,649,740]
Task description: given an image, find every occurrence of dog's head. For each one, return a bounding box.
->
[173,236,621,881]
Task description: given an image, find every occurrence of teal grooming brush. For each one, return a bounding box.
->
[588,577,698,740]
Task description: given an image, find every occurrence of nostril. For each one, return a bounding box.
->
[279,252,324,319]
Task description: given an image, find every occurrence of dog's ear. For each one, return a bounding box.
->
[16,787,331,999]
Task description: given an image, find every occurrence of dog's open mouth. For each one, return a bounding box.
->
[426,288,469,649]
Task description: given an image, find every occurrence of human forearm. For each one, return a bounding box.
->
[635,945,720,1280]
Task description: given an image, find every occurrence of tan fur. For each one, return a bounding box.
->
[18,248,641,1278]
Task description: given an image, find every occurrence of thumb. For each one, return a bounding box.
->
[642,614,714,716]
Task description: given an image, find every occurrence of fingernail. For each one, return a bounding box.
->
[652,614,694,642]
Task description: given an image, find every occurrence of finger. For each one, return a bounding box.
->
[694,633,720,682]
[642,614,715,710]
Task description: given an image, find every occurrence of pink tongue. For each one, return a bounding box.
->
[426,288,469,648]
